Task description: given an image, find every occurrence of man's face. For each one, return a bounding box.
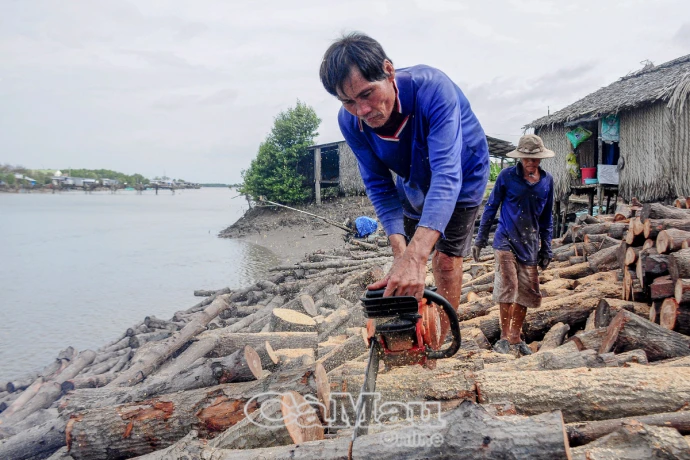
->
[336,61,397,129]
[521,158,541,175]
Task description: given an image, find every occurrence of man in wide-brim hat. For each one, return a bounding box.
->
[473,134,555,355]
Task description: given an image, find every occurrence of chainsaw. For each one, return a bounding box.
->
[348,288,461,455]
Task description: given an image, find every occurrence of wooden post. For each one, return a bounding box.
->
[314,147,321,205]
[589,189,595,216]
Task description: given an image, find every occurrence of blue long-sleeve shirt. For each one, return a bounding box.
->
[339,65,490,238]
[475,163,554,265]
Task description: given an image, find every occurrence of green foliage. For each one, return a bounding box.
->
[489,163,502,182]
[239,101,321,204]
[0,164,150,187]
[62,169,149,185]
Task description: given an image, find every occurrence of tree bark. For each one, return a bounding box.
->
[566,410,690,446]
[197,331,318,358]
[537,322,570,352]
[482,349,603,372]
[641,202,690,222]
[644,218,690,239]
[193,401,572,460]
[298,294,318,317]
[0,417,66,460]
[567,328,607,351]
[569,423,690,460]
[594,298,651,329]
[600,309,690,361]
[64,367,317,460]
[272,348,315,370]
[315,334,367,373]
[624,246,641,266]
[650,275,675,299]
[475,365,690,422]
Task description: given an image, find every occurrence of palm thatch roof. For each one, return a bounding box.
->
[526,54,690,128]
[486,136,515,158]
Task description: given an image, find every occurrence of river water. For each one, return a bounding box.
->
[0,187,277,380]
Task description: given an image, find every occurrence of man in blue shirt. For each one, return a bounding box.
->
[319,33,489,339]
[473,134,555,355]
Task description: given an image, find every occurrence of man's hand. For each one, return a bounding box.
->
[538,254,551,270]
[368,228,439,299]
[472,245,483,262]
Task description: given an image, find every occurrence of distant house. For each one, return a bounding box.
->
[526,54,690,205]
[14,174,36,186]
[306,136,516,204]
[100,178,120,186]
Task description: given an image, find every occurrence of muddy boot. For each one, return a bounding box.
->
[514,341,533,356]
[492,339,511,354]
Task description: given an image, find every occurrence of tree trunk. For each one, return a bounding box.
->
[270,308,317,333]
[537,323,570,352]
[660,298,690,335]
[657,229,690,254]
[670,248,690,283]
[194,401,572,460]
[108,295,230,387]
[566,410,690,446]
[64,367,318,460]
[569,423,690,460]
[475,365,690,423]
[644,218,690,239]
[0,417,67,460]
[650,275,675,299]
[641,202,690,222]
[600,309,690,361]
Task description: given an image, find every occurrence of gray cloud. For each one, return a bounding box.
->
[1,0,688,182]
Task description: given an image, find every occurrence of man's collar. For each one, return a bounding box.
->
[515,162,546,180]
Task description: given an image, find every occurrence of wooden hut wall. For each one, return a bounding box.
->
[619,102,672,202]
[670,100,690,198]
[536,125,572,201]
[337,142,366,195]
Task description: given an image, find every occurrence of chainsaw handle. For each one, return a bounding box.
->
[422,289,461,360]
[363,288,461,359]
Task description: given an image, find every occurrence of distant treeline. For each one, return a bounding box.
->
[0,164,150,187]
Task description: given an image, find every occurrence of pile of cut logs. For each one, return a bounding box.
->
[3,202,690,459]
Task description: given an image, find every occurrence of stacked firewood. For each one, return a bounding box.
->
[3,211,690,459]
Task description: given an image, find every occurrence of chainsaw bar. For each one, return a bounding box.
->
[349,339,381,455]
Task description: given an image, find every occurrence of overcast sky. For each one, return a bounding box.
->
[1,0,689,183]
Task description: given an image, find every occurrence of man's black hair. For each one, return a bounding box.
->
[319,32,392,97]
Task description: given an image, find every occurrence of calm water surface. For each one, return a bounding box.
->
[0,187,277,380]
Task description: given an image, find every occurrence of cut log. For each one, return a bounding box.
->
[460,327,491,350]
[624,247,641,266]
[0,417,66,460]
[650,275,675,299]
[280,391,324,444]
[108,294,230,387]
[299,294,318,317]
[316,334,367,373]
[649,301,660,323]
[317,307,351,342]
[567,410,690,447]
[569,423,690,460]
[537,322,570,352]
[586,244,619,272]
[676,197,688,208]
[483,349,602,372]
[584,310,597,331]
[64,367,318,459]
[213,346,263,383]
[200,331,318,357]
[567,328,607,351]
[547,262,594,279]
[641,202,690,222]
[457,297,495,322]
[616,241,628,273]
[475,365,690,422]
[645,218,690,239]
[670,248,690,283]
[254,341,279,372]
[636,248,669,290]
[569,256,586,265]
[270,308,317,333]
[677,278,690,303]
[600,309,690,361]
[594,298,651,329]
[660,298,690,335]
[272,348,315,370]
[597,349,648,366]
[197,401,572,460]
[657,229,690,254]
[624,217,645,245]
[614,204,632,221]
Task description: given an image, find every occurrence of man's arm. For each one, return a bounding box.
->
[538,178,555,258]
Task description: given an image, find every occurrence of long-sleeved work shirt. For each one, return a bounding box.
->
[338,65,490,238]
[475,163,554,265]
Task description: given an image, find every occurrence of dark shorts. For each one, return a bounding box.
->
[493,250,542,308]
[403,204,479,257]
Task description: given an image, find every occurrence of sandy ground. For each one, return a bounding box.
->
[219,195,376,264]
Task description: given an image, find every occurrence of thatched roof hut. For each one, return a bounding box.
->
[526,54,690,202]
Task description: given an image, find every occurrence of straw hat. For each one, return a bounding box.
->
[507,134,555,159]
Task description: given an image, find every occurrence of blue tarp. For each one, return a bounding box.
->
[354,216,378,238]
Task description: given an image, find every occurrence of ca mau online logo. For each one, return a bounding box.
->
[244,391,446,430]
